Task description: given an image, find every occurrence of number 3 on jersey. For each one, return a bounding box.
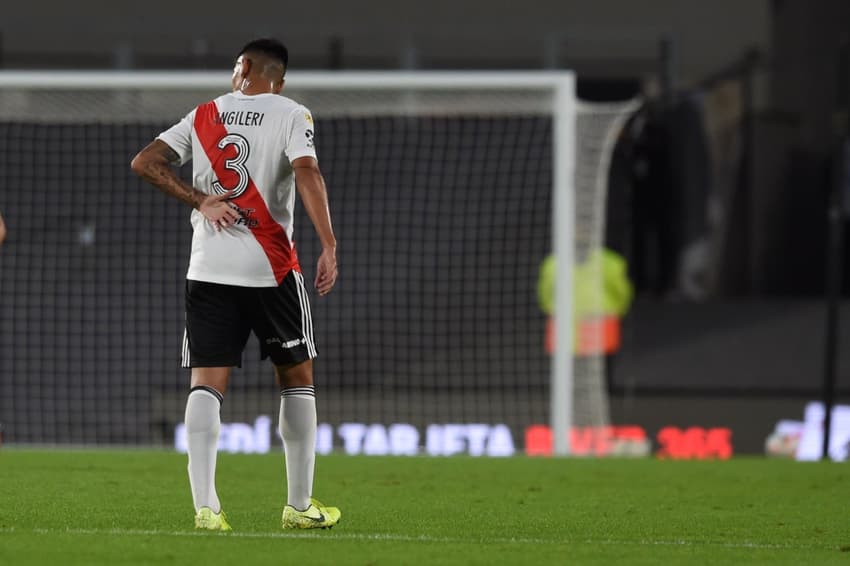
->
[212,133,251,198]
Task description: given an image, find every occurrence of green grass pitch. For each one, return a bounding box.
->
[0,450,848,565]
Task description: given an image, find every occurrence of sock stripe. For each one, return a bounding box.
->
[281,386,315,398]
[190,385,224,404]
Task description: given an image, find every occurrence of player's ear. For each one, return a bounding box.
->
[240,56,253,78]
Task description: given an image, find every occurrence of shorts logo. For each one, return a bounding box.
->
[266,337,305,349]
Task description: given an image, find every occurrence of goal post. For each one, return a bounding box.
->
[0,71,635,456]
[551,79,576,456]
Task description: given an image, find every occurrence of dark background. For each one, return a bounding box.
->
[1,0,850,453]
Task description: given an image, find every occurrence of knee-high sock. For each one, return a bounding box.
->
[185,386,223,513]
[279,386,316,511]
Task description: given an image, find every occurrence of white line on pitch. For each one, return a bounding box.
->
[0,527,835,551]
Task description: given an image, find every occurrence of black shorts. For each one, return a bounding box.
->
[182,271,317,368]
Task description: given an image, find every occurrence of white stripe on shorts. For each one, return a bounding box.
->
[293,271,317,358]
[181,328,191,368]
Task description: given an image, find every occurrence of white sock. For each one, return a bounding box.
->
[185,386,222,513]
[279,386,316,511]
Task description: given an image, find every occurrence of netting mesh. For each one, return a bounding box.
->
[571,100,642,427]
[0,77,634,451]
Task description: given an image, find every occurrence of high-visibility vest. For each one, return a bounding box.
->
[537,249,633,355]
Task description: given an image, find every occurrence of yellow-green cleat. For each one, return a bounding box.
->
[194,507,232,532]
[281,497,341,530]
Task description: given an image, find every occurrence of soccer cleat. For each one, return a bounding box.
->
[194,507,232,532]
[281,497,341,530]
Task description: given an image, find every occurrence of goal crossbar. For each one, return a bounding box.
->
[0,70,574,91]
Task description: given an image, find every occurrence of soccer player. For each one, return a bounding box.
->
[131,38,340,531]
[0,210,6,246]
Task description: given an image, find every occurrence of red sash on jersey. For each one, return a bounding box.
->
[194,101,299,285]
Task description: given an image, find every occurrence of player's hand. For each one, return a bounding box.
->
[198,191,241,231]
[315,246,337,296]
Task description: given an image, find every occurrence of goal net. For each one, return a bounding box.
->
[0,71,636,456]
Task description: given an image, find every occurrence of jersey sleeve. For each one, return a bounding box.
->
[285,105,318,163]
[156,109,196,165]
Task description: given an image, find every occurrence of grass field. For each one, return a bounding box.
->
[0,450,848,565]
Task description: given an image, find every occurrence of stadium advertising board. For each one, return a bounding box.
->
[765,401,850,461]
[175,420,517,457]
[174,420,734,458]
[524,425,731,459]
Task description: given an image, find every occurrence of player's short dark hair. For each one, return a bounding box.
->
[238,38,289,76]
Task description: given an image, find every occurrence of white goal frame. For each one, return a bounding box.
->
[0,70,578,455]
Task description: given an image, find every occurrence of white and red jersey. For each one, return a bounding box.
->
[158,91,317,287]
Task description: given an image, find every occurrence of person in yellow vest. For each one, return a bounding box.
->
[537,248,633,358]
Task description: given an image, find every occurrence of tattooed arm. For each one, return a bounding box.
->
[131,140,240,230]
